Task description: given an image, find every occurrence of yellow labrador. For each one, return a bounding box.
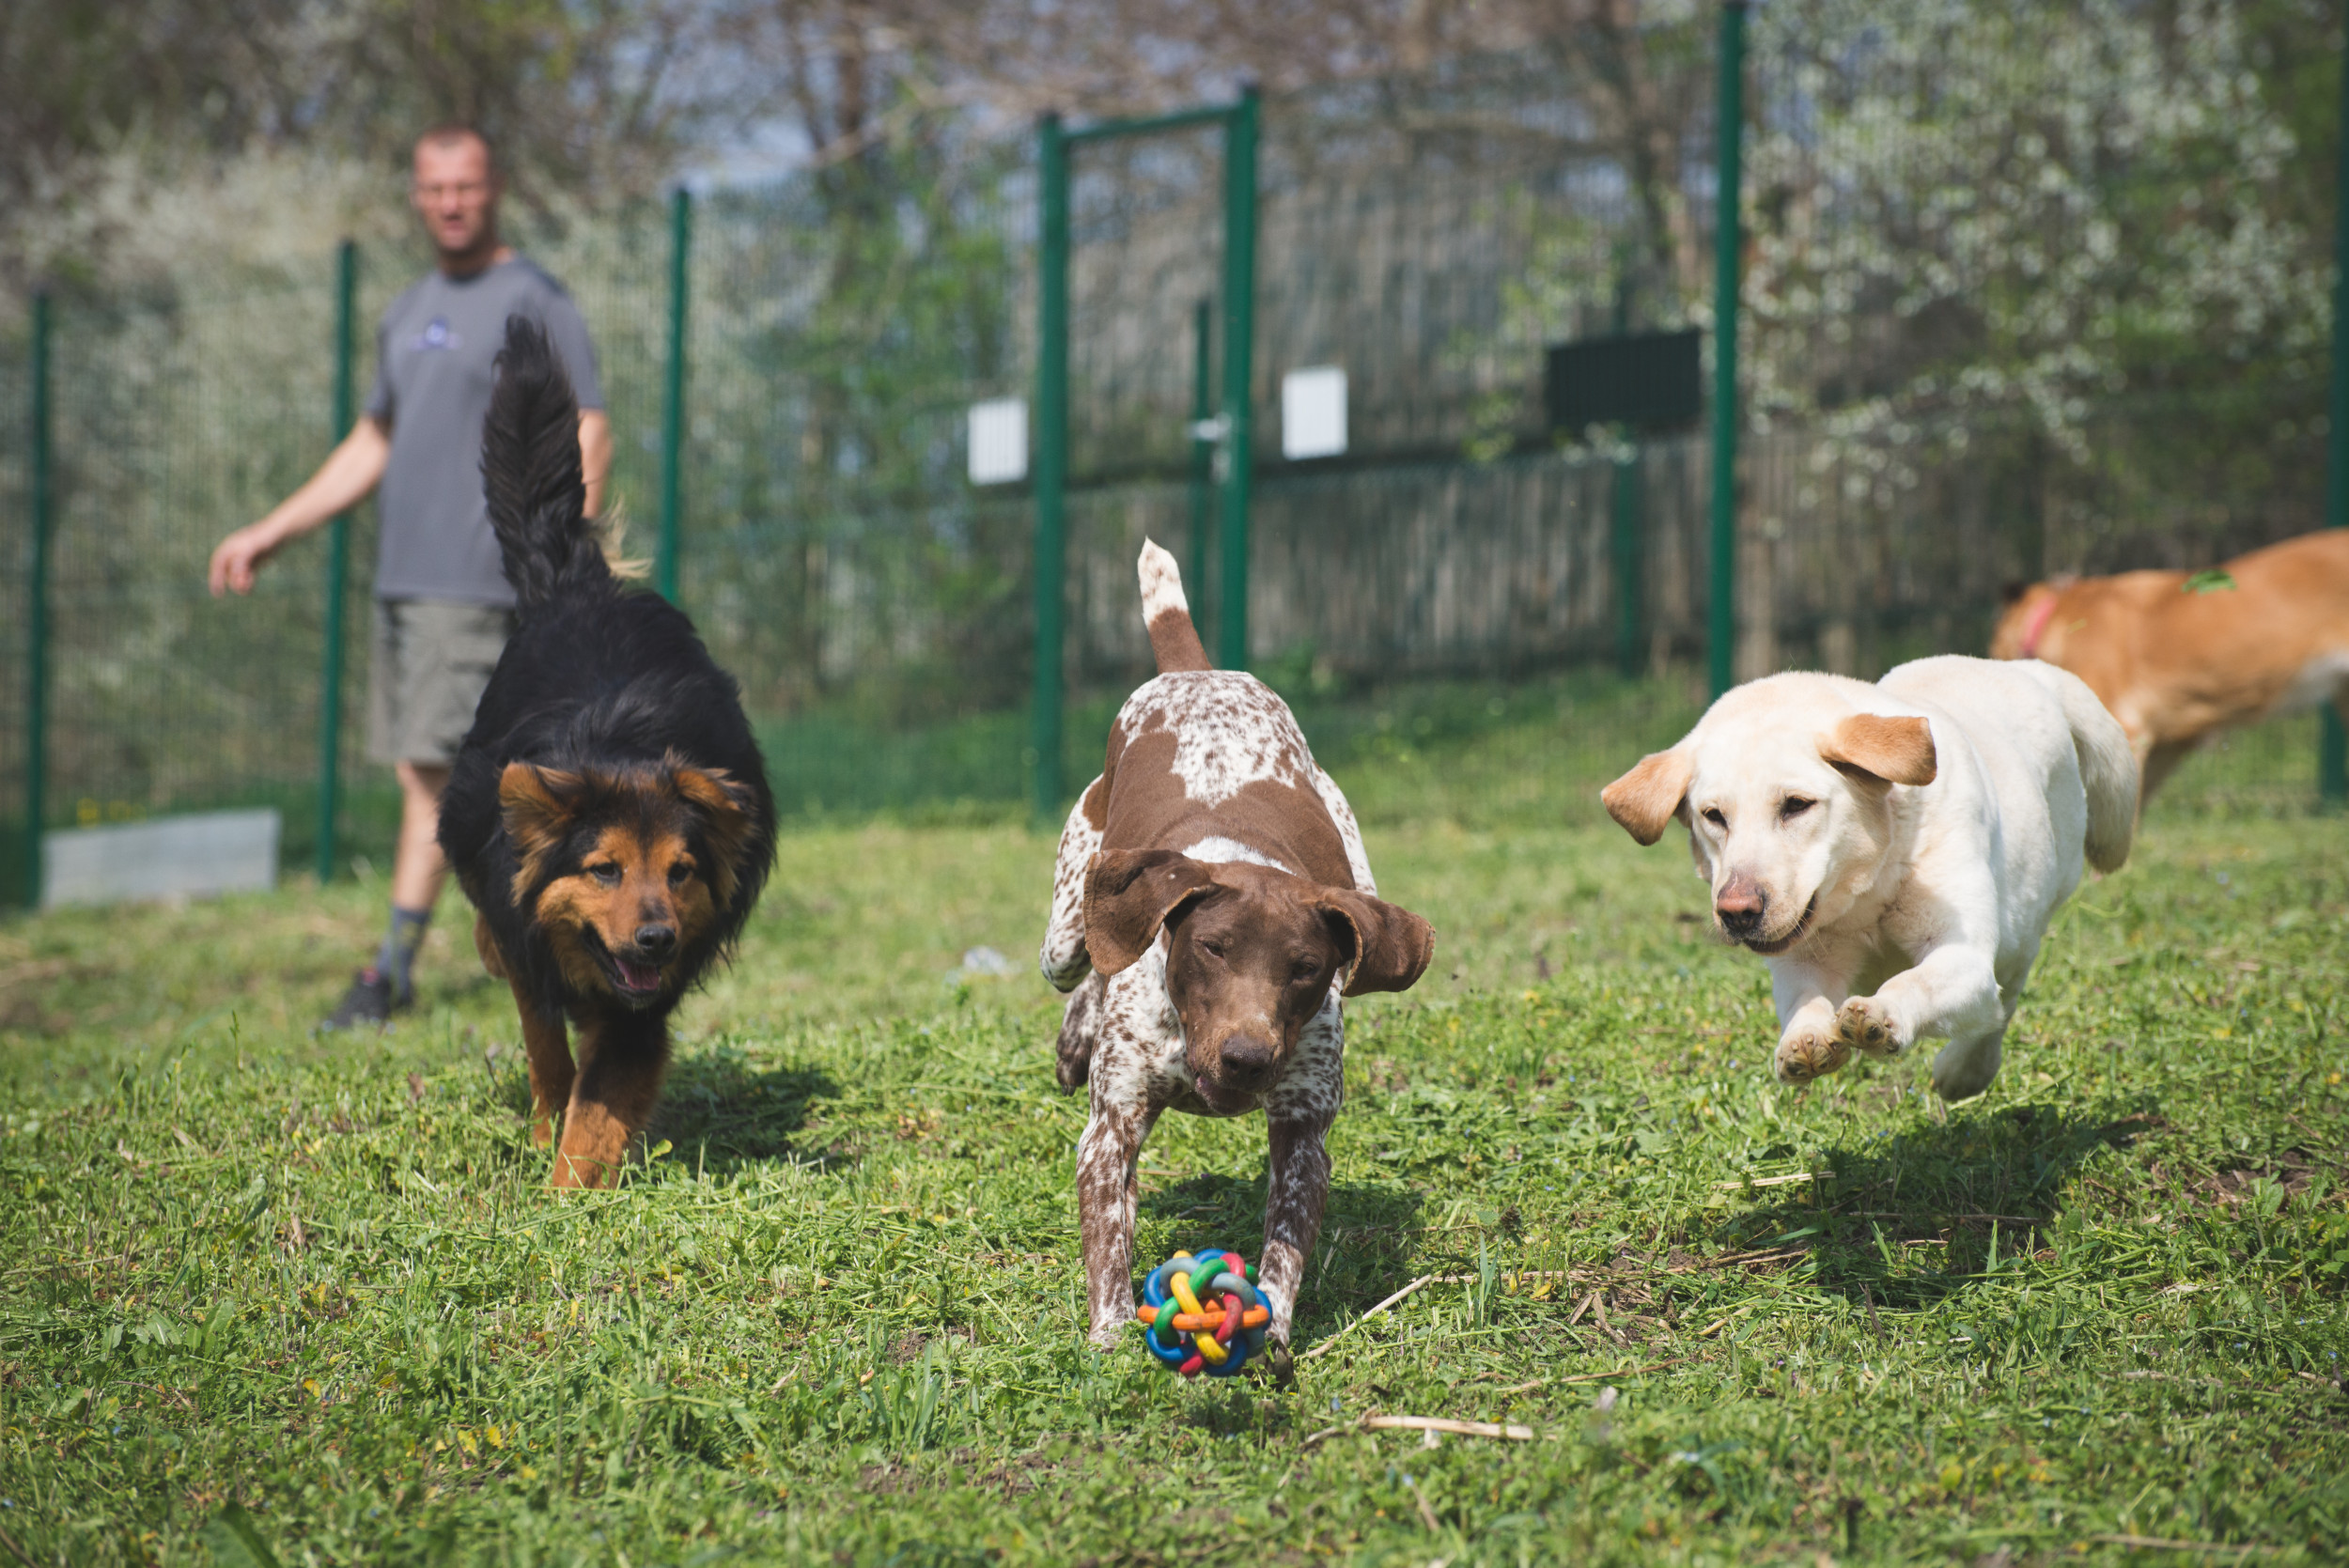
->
[1602,657,2136,1101]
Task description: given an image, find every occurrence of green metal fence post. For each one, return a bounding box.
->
[1189,297,1214,628]
[1707,1,1748,702]
[1033,115,1071,817]
[22,292,53,909]
[316,240,357,885]
[1218,87,1259,673]
[658,186,692,604]
[2323,8,2349,805]
[1613,448,1644,676]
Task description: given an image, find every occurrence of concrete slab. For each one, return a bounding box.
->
[42,809,281,910]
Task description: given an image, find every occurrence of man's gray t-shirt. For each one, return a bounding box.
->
[366,257,603,606]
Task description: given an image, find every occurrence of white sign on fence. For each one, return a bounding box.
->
[43,808,281,909]
[1281,366,1347,460]
[968,397,1028,485]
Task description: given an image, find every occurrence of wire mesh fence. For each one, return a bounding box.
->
[3,4,2339,904]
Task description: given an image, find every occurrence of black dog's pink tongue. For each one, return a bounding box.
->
[616,957,661,991]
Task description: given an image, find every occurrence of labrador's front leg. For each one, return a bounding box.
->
[1840,939,2005,1080]
[1768,957,1850,1085]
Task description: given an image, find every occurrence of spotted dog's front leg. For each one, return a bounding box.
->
[1040,776,1107,993]
[1259,992,1344,1348]
[1260,1112,1332,1346]
[1077,1091,1160,1348]
[1055,971,1105,1093]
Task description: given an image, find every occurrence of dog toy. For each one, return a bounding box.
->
[1133,1247,1278,1377]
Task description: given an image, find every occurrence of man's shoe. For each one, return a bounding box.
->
[320,968,409,1032]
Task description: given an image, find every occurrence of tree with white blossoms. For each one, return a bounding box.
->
[1740,0,2331,460]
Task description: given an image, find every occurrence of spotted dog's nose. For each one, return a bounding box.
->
[1219,1034,1278,1091]
[1714,882,1766,940]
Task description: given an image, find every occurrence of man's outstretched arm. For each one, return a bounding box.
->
[210,416,392,596]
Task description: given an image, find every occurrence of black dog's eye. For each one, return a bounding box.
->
[1702,808,1727,830]
[586,862,621,887]
[667,862,693,887]
[1780,797,1815,819]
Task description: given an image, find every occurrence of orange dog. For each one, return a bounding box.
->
[1990,531,2349,802]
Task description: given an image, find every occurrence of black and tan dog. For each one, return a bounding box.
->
[440,318,775,1188]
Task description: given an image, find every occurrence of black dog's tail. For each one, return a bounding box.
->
[483,315,614,608]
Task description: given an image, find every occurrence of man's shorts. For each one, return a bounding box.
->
[366,599,517,768]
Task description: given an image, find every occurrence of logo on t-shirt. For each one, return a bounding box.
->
[412,317,460,352]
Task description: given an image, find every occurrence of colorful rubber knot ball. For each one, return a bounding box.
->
[1133,1247,1279,1377]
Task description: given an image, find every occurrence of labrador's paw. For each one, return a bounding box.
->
[1833,994,1907,1059]
[1775,1024,1850,1084]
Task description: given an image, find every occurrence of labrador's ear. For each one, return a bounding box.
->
[499,762,587,899]
[1083,850,1220,976]
[1317,890,1436,997]
[1601,748,1693,846]
[1821,713,1937,787]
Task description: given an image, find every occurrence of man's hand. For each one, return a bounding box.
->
[210,521,289,597]
[210,415,391,598]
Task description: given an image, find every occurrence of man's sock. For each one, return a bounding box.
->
[372,905,432,1003]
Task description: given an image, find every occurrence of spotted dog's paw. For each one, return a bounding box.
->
[1833,994,1906,1059]
[1774,1024,1849,1084]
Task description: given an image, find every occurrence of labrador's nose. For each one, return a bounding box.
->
[633,924,677,960]
[1714,882,1766,940]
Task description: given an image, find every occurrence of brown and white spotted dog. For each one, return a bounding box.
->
[1042,539,1435,1356]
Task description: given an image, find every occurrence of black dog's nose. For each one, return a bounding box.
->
[1220,1035,1277,1088]
[633,924,677,959]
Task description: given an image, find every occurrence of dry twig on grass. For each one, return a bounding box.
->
[1301,1414,1539,1448]
[2093,1534,2271,1557]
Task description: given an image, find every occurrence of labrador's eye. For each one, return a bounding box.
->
[1780,797,1815,820]
[587,862,621,887]
[1702,808,1727,830]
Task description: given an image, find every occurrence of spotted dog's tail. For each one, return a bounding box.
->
[1137,538,1210,674]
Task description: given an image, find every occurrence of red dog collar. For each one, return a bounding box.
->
[2017,593,2060,659]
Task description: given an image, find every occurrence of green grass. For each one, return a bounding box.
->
[3,755,2346,1564]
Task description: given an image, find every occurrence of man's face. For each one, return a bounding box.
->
[411,135,499,261]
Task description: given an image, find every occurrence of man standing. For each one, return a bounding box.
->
[210,124,611,1029]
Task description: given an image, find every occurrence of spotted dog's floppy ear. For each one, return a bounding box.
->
[1315,889,1435,997]
[1082,849,1219,976]
[1820,713,1937,788]
[499,762,586,900]
[670,761,761,907]
[1601,747,1693,846]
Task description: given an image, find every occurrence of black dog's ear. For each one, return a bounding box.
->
[499,762,585,900]
[671,763,761,908]
[1317,889,1436,997]
[1083,850,1219,976]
